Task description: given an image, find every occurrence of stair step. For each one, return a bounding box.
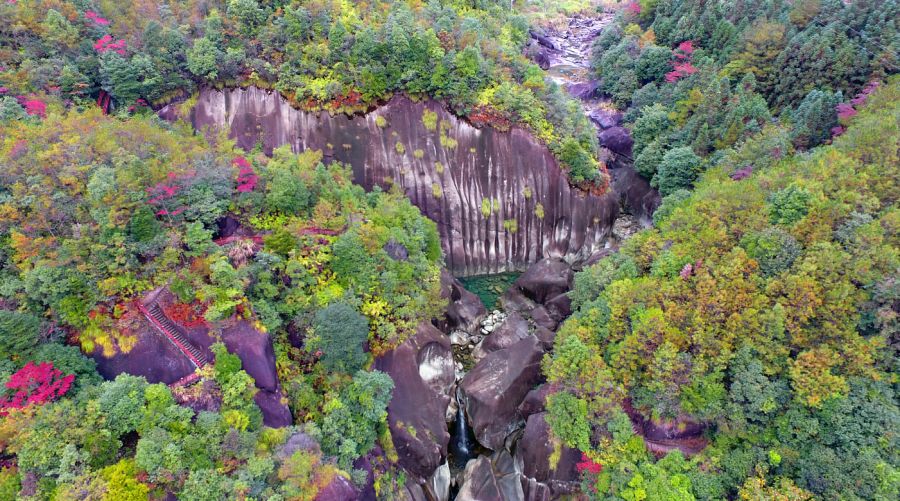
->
[141,301,209,368]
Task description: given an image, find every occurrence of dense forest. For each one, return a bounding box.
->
[0,1,898,500]
[0,0,606,185]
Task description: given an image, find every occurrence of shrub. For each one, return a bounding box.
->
[308,302,370,374]
[768,186,811,225]
[558,138,598,183]
[740,227,802,276]
[652,189,692,226]
[422,110,438,131]
[264,229,299,256]
[654,146,701,196]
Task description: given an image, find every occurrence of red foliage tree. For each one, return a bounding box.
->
[94,35,126,56]
[85,10,110,26]
[666,41,698,83]
[0,362,74,416]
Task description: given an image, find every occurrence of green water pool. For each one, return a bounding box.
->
[457,272,521,310]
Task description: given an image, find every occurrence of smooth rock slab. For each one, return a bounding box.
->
[460,336,545,450]
[456,452,523,501]
[374,322,455,480]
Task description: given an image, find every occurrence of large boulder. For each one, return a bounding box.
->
[460,336,544,450]
[374,323,455,479]
[456,452,522,501]
[501,258,574,331]
[599,126,634,158]
[608,163,661,223]
[529,30,559,50]
[525,42,553,70]
[566,81,600,101]
[515,413,582,498]
[315,475,360,501]
[394,462,451,501]
[214,215,241,240]
[588,108,623,130]
[221,320,279,392]
[436,269,486,334]
[517,385,552,419]
[221,320,292,427]
[624,402,710,457]
[254,390,292,428]
[508,258,574,305]
[472,312,530,361]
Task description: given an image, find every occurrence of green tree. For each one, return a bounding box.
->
[180,469,233,501]
[546,392,591,452]
[40,9,79,50]
[632,104,671,157]
[654,147,701,195]
[740,228,802,277]
[308,302,370,374]
[767,186,811,226]
[317,370,393,468]
[636,45,673,83]
[99,53,162,105]
[789,89,841,149]
[187,37,222,81]
[0,310,41,359]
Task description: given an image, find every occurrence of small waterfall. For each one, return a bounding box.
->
[449,386,476,469]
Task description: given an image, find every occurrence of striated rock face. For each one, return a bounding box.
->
[515,413,582,498]
[182,87,620,276]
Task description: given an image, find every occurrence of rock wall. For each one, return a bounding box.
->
[182,87,620,276]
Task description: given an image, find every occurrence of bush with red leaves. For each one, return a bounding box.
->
[0,362,74,416]
[234,156,259,193]
[576,453,603,475]
[468,105,512,130]
[85,10,110,26]
[94,35,126,56]
[163,301,209,328]
[15,96,47,118]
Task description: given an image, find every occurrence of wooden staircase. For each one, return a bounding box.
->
[137,298,209,385]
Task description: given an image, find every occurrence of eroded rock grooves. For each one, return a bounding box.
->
[182,89,620,276]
